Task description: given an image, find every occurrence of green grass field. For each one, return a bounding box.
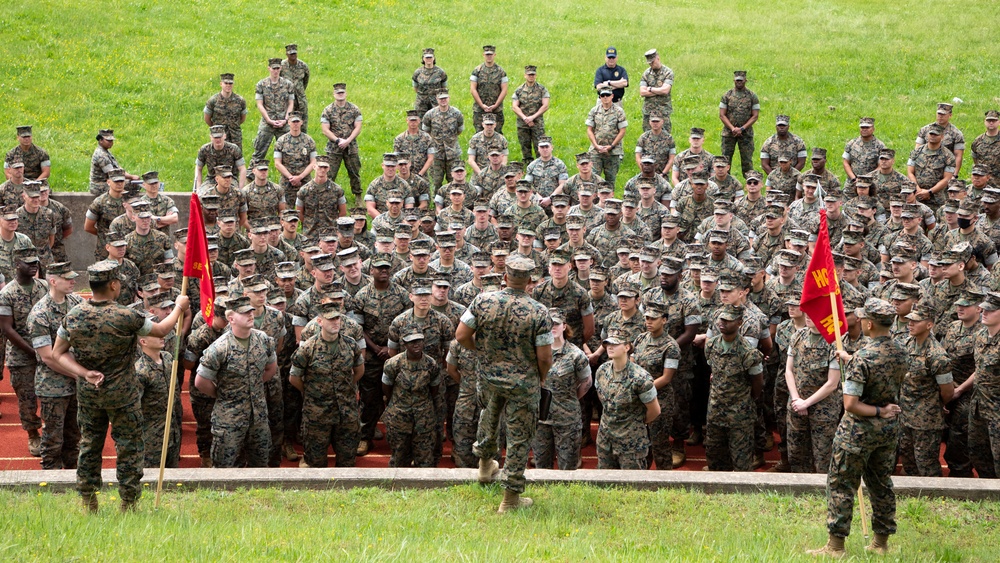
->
[0,485,996,561]
[3,0,999,200]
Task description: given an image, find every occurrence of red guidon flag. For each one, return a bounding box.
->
[183,193,215,323]
[799,208,847,344]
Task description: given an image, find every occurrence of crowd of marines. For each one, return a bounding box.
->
[3,43,1000,530]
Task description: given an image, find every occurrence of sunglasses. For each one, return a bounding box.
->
[747,180,761,185]
[599,93,613,98]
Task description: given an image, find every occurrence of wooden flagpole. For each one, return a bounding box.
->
[155,275,188,508]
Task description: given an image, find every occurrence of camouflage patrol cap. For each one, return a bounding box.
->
[947,178,967,192]
[97,129,115,141]
[214,165,233,178]
[841,231,864,246]
[542,226,562,240]
[498,214,517,229]
[386,190,404,204]
[648,112,663,122]
[337,246,361,266]
[957,198,980,216]
[405,109,422,121]
[436,231,457,247]
[88,260,122,283]
[640,154,657,164]
[853,174,873,188]
[173,227,188,241]
[890,282,922,301]
[13,247,38,264]
[951,241,973,262]
[927,123,944,135]
[719,304,745,321]
[713,200,734,214]
[936,102,953,114]
[708,229,729,243]
[638,245,659,262]
[410,279,433,295]
[515,179,533,192]
[333,83,347,93]
[859,117,875,127]
[220,73,235,83]
[308,154,331,169]
[140,170,160,184]
[147,292,175,309]
[659,256,685,275]
[275,261,298,279]
[537,136,553,147]
[597,181,614,194]
[857,298,896,325]
[15,125,32,137]
[566,215,585,229]
[603,199,622,214]
[409,240,432,256]
[598,87,613,96]
[811,147,827,159]
[617,281,640,298]
[288,113,303,123]
[471,252,491,267]
[422,48,435,57]
[788,230,811,246]
[284,43,298,54]
[764,204,784,220]
[482,113,496,125]
[842,255,863,272]
[689,127,705,139]
[231,248,255,267]
[774,249,801,268]
[548,249,571,265]
[955,288,986,307]
[155,261,175,279]
[575,152,593,164]
[622,197,638,208]
[368,252,392,268]
[505,256,536,277]
[316,301,342,320]
[981,292,1000,312]
[983,189,1000,204]
[602,329,631,346]
[775,114,790,126]
[776,153,791,163]
[138,272,160,292]
[971,164,991,176]
[6,157,23,169]
[436,88,450,99]
[268,58,282,68]
[267,288,287,306]
[209,125,226,138]
[551,194,571,207]
[503,164,519,178]
[22,181,42,198]
[942,201,960,214]
[382,152,399,166]
[481,273,504,291]
[46,262,78,279]
[690,170,709,184]
[336,216,356,233]
[985,110,1000,120]
[800,173,821,188]
[109,168,127,182]
[824,190,844,202]
[878,148,895,159]
[228,295,255,314]
[473,200,490,212]
[104,230,127,247]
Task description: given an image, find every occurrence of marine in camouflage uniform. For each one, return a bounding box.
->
[594,336,657,469]
[196,132,246,190]
[524,147,569,199]
[382,333,441,468]
[511,66,549,161]
[125,219,172,278]
[446,339,481,467]
[817,299,908,552]
[273,116,317,204]
[394,111,438,178]
[243,161,286,221]
[136,348,181,468]
[470,46,508,134]
[467,118,508,171]
[907,129,957,209]
[632,306,681,470]
[56,261,174,508]
[197,317,277,468]
[89,130,125,196]
[204,73,248,148]
[969,292,1000,478]
[634,124,676,180]
[16,190,56,270]
[0,251,47,445]
[86,179,127,260]
[296,158,346,236]
[353,255,411,446]
[462,256,553,500]
[639,50,674,133]
[971,110,1000,178]
[785,326,841,473]
[280,45,310,132]
[940,293,981,477]
[533,312,590,470]
[5,128,49,181]
[413,49,448,114]
[290,305,365,468]
[29,267,83,470]
[842,117,885,193]
[183,309,227,464]
[422,92,465,192]
[718,71,760,176]
[252,59,295,162]
[532,259,593,348]
[586,97,628,188]
[704,304,764,471]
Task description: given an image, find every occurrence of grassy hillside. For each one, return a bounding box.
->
[3,0,998,198]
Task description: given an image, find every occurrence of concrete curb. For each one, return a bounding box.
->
[2,468,998,500]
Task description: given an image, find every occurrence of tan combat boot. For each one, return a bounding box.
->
[806,534,846,558]
[865,533,889,555]
[82,494,99,514]
[356,440,370,456]
[120,499,138,513]
[671,445,686,469]
[497,489,533,513]
[478,458,500,483]
[28,433,42,457]
[200,455,213,468]
[283,442,300,461]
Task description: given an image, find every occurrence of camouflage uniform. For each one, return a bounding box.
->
[633,331,681,469]
[136,350,181,468]
[243,179,286,222]
[198,329,277,468]
[467,131,509,170]
[899,334,952,476]
[842,136,885,184]
[354,281,411,442]
[60,298,153,503]
[508,204,547,234]
[296,178,345,236]
[512,81,549,161]
[198,184,247,221]
[524,157,569,198]
[623,173,671,203]
[16,206,55,269]
[532,279,593,347]
[916,122,965,158]
[764,166,801,195]
[874,169,910,211]
[760,133,807,169]
[184,322,226,458]
[320,101,364,197]
[470,63,507,133]
[139,193,177,236]
[825,335,908,539]
[786,329,841,473]
[204,91,248,148]
[217,231,250,271]
[365,176,412,214]
[4,144,49,181]
[704,333,764,471]
[586,103,628,187]
[533,342,590,470]
[252,76,295,162]
[595,359,656,469]
[941,320,978,477]
[719,87,760,175]
[382,351,440,467]
[0,178,24,208]
[971,130,1000,178]
[969,325,1000,478]
[196,142,245,188]
[640,64,674,132]
[1,277,47,436]
[89,145,122,195]
[280,58,310,131]
[586,223,635,263]
[29,291,83,469]
[291,332,364,467]
[465,286,553,494]
[447,339,480,467]
[393,131,437,178]
[86,192,126,260]
[125,229,171,277]
[274,131,317,203]
[907,145,957,208]
[422,106,464,191]
[412,65,448,114]
[401,173,432,207]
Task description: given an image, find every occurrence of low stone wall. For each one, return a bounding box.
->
[52,191,193,284]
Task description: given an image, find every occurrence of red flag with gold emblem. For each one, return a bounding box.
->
[799,209,847,344]
[183,193,215,323]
